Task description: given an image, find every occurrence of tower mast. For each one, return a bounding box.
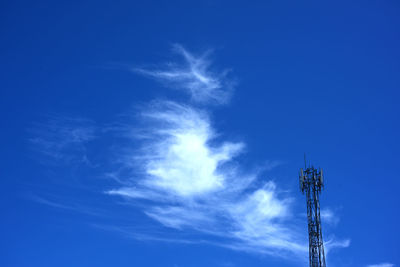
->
[299,159,326,267]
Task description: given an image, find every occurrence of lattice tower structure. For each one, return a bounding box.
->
[299,164,326,267]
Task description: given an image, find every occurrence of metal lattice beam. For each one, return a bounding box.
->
[300,161,326,267]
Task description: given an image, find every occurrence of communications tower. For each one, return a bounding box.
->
[299,159,326,267]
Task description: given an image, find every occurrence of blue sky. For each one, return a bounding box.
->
[1,1,399,267]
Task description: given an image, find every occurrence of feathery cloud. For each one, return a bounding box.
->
[22,44,348,261]
[105,45,351,260]
[134,44,233,105]
[107,100,307,258]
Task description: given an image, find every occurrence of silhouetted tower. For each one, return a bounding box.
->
[299,158,326,267]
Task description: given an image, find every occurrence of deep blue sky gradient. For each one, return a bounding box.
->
[1,1,400,267]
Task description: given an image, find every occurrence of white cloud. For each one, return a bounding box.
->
[134,44,233,104]
[107,100,245,201]
[106,44,348,261]
[324,237,351,255]
[321,208,340,226]
[107,100,306,258]
[129,101,244,198]
[367,264,395,267]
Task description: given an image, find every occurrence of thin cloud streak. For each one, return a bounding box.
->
[27,194,103,217]
[324,237,350,257]
[367,264,395,267]
[134,44,233,105]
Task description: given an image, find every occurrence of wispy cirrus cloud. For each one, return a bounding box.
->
[324,237,350,259]
[134,44,233,105]
[28,45,349,262]
[321,208,340,226]
[107,100,306,258]
[27,193,103,216]
[367,264,395,267]
[29,116,96,165]
[105,45,351,261]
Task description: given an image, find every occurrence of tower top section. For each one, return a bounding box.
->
[299,166,324,193]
